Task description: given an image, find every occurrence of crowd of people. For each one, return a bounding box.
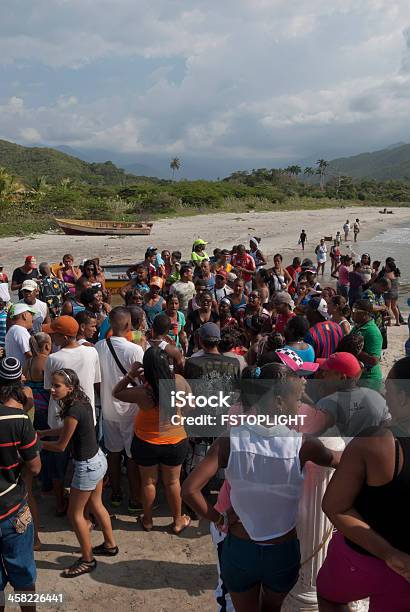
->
[0,228,409,611]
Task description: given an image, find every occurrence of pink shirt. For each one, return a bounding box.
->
[338,265,350,286]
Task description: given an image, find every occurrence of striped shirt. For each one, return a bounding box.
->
[0,310,7,348]
[305,321,343,359]
[0,406,39,520]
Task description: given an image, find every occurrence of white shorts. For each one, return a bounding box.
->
[103,418,135,458]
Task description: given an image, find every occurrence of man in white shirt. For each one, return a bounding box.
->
[5,304,35,364]
[19,279,50,333]
[343,220,351,242]
[43,316,101,428]
[96,307,144,512]
[214,271,233,303]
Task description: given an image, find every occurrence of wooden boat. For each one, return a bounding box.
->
[103,264,131,295]
[55,218,153,236]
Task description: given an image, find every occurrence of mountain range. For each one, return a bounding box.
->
[328,143,410,181]
[2,138,410,184]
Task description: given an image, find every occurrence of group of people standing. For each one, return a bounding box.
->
[0,235,408,611]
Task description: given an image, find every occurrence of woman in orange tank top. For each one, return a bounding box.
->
[113,347,191,533]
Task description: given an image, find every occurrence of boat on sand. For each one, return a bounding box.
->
[55,218,153,236]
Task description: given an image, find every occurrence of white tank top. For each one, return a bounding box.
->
[225,423,304,541]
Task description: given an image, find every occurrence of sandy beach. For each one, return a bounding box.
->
[1,206,410,271]
[1,206,409,610]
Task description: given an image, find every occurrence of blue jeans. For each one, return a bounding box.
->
[0,505,36,590]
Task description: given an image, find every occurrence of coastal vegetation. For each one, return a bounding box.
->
[1,139,410,237]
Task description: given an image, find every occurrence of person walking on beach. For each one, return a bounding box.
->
[11,256,39,300]
[343,220,351,242]
[299,229,307,250]
[353,218,360,242]
[315,238,328,277]
[330,240,341,276]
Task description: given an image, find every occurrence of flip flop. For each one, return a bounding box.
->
[173,514,191,535]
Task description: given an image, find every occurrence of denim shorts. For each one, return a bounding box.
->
[0,504,36,590]
[220,533,300,594]
[71,449,107,491]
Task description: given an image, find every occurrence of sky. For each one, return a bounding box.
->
[1,0,410,175]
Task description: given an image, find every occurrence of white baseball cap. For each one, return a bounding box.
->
[9,303,36,318]
[21,279,38,292]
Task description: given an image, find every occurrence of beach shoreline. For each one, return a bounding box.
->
[1,206,410,272]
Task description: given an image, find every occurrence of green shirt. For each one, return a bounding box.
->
[352,319,383,390]
[191,251,209,263]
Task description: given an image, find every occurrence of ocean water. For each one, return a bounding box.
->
[353,225,410,311]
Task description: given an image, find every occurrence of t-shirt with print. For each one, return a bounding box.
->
[44,345,101,428]
[169,281,195,312]
[317,386,390,438]
[66,400,99,461]
[0,405,38,520]
[362,288,385,329]
[184,353,240,436]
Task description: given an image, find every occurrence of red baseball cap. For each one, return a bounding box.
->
[215,269,227,279]
[25,255,37,266]
[317,352,362,378]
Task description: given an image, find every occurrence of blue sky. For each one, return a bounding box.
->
[1,0,410,169]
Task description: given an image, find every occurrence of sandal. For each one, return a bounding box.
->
[61,557,97,578]
[92,543,119,557]
[173,514,191,535]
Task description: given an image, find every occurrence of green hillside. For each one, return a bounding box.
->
[329,143,410,181]
[0,139,137,186]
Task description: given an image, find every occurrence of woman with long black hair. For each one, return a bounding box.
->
[113,347,191,534]
[38,368,117,578]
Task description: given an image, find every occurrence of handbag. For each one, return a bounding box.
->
[106,337,137,386]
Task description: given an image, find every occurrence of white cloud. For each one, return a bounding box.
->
[19,127,42,142]
[1,0,410,164]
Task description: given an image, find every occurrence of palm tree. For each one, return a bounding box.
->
[316,159,329,191]
[33,175,49,197]
[0,167,24,201]
[170,157,181,180]
[60,177,73,191]
[304,166,315,176]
